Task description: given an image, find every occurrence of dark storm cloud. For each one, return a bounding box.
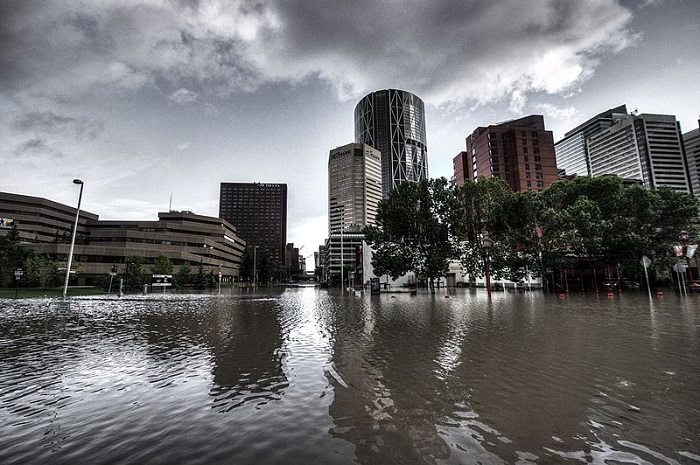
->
[257,0,638,106]
[0,0,637,107]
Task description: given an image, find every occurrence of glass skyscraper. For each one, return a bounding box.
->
[355,89,428,198]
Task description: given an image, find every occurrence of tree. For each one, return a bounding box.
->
[24,254,60,288]
[0,226,29,287]
[240,247,254,282]
[151,253,173,275]
[125,255,144,290]
[258,253,271,284]
[192,262,206,289]
[364,178,461,293]
[454,176,514,282]
[175,261,192,288]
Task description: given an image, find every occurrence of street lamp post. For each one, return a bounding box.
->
[482,228,492,300]
[253,245,258,287]
[62,179,84,300]
[335,207,345,293]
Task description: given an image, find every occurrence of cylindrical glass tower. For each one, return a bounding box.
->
[355,89,428,198]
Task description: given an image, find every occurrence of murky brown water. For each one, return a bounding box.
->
[1,288,698,464]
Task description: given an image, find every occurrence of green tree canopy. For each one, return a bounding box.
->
[151,253,173,275]
[175,261,192,288]
[364,177,460,292]
[125,255,144,290]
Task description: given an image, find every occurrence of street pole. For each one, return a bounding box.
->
[62,179,83,300]
[340,215,344,293]
[253,246,258,287]
[482,228,492,300]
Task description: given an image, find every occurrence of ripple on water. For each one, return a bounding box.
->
[1,290,699,464]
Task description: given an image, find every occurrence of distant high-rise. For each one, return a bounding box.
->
[326,143,382,282]
[355,89,428,198]
[328,143,383,234]
[683,119,700,197]
[587,113,690,192]
[219,182,287,264]
[455,115,558,192]
[554,105,628,177]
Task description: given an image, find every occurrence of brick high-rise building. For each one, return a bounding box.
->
[219,182,287,264]
[455,115,558,192]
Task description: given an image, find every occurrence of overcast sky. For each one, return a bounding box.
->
[1,0,698,263]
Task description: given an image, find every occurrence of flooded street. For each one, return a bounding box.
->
[1,288,699,464]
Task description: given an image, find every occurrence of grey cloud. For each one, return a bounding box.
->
[14,112,103,140]
[169,88,198,103]
[13,138,67,158]
[257,0,639,104]
[0,0,639,108]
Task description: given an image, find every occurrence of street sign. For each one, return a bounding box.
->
[640,256,652,269]
[54,301,72,317]
[673,263,688,273]
[151,274,173,287]
[15,268,23,279]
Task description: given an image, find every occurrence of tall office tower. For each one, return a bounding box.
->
[683,119,700,197]
[587,114,690,192]
[554,105,628,177]
[457,115,558,192]
[219,182,287,264]
[326,143,382,282]
[355,89,428,198]
[328,143,383,233]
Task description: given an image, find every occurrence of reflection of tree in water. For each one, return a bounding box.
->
[327,297,597,464]
[137,297,287,413]
[204,298,287,413]
[327,297,453,464]
[328,295,692,464]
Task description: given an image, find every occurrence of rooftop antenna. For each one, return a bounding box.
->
[169,193,173,212]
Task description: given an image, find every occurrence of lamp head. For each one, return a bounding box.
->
[73,179,84,185]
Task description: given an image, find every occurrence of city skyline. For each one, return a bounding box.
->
[1,0,699,260]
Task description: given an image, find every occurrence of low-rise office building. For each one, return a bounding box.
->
[1,192,246,285]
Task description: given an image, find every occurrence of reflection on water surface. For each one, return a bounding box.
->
[1,288,698,464]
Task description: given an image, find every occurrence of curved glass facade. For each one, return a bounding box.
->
[355,89,428,198]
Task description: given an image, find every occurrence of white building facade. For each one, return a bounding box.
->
[587,113,690,192]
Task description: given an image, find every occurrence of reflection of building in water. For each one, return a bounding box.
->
[326,299,451,463]
[204,298,287,410]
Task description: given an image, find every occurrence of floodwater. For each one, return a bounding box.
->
[1,287,699,464]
